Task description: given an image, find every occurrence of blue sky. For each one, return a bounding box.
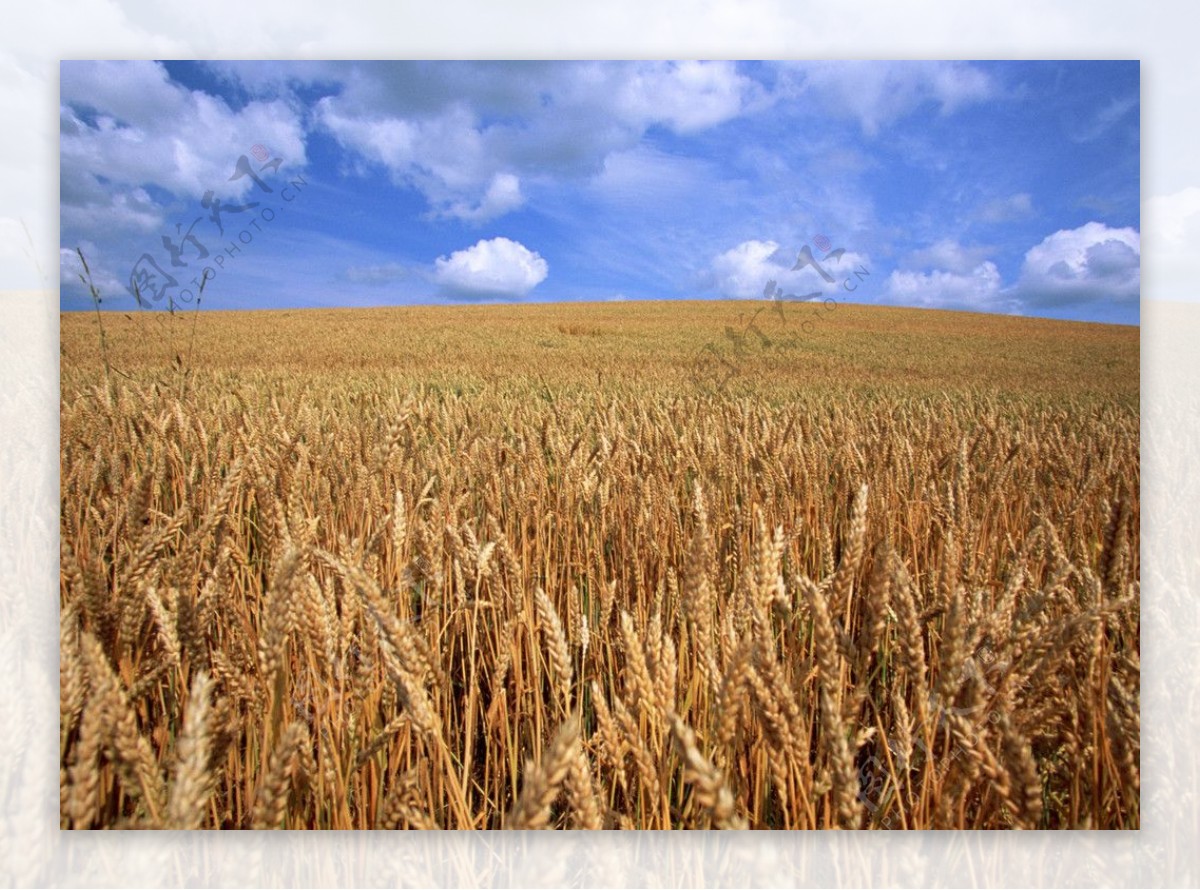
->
[59,60,1140,323]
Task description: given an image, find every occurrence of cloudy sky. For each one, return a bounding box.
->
[59,60,1139,323]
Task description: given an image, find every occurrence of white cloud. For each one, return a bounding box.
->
[441,172,525,223]
[60,243,126,303]
[317,98,502,221]
[886,222,1141,316]
[204,61,355,97]
[781,61,996,136]
[885,262,1008,312]
[1012,221,1140,309]
[433,237,548,298]
[1147,186,1200,244]
[977,193,1034,224]
[58,61,310,303]
[1146,187,1200,300]
[707,240,782,298]
[309,61,762,222]
[60,185,164,235]
[344,262,409,285]
[903,238,995,275]
[589,146,720,210]
[60,61,307,206]
[706,239,872,299]
[1072,94,1138,143]
[611,61,758,133]
[61,60,184,130]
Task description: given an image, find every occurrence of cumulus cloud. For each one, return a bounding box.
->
[706,240,783,298]
[433,237,548,299]
[58,61,310,306]
[1011,221,1140,309]
[317,98,524,223]
[885,222,1140,316]
[610,61,757,133]
[885,262,1009,312]
[204,61,354,99]
[60,242,126,302]
[60,185,164,235]
[308,61,761,222]
[706,239,872,300]
[60,61,306,205]
[441,172,525,223]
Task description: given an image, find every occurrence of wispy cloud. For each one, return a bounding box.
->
[1072,94,1138,143]
[902,238,995,275]
[343,262,409,285]
[976,193,1035,224]
[777,61,997,136]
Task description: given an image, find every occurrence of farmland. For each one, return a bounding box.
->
[59,300,1139,829]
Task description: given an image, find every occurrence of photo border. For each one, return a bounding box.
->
[3,5,1191,885]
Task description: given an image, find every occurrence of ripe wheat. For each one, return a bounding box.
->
[59,301,1139,829]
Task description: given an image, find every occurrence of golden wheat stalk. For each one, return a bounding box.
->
[669,713,746,829]
[166,671,216,829]
[251,723,311,829]
[505,714,581,829]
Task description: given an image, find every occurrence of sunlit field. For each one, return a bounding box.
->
[60,301,1139,829]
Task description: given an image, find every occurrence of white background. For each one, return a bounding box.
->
[2,1,1194,886]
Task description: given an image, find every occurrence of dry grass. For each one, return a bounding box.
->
[59,300,1139,829]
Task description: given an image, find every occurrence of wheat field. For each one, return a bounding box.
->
[59,301,1139,829]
